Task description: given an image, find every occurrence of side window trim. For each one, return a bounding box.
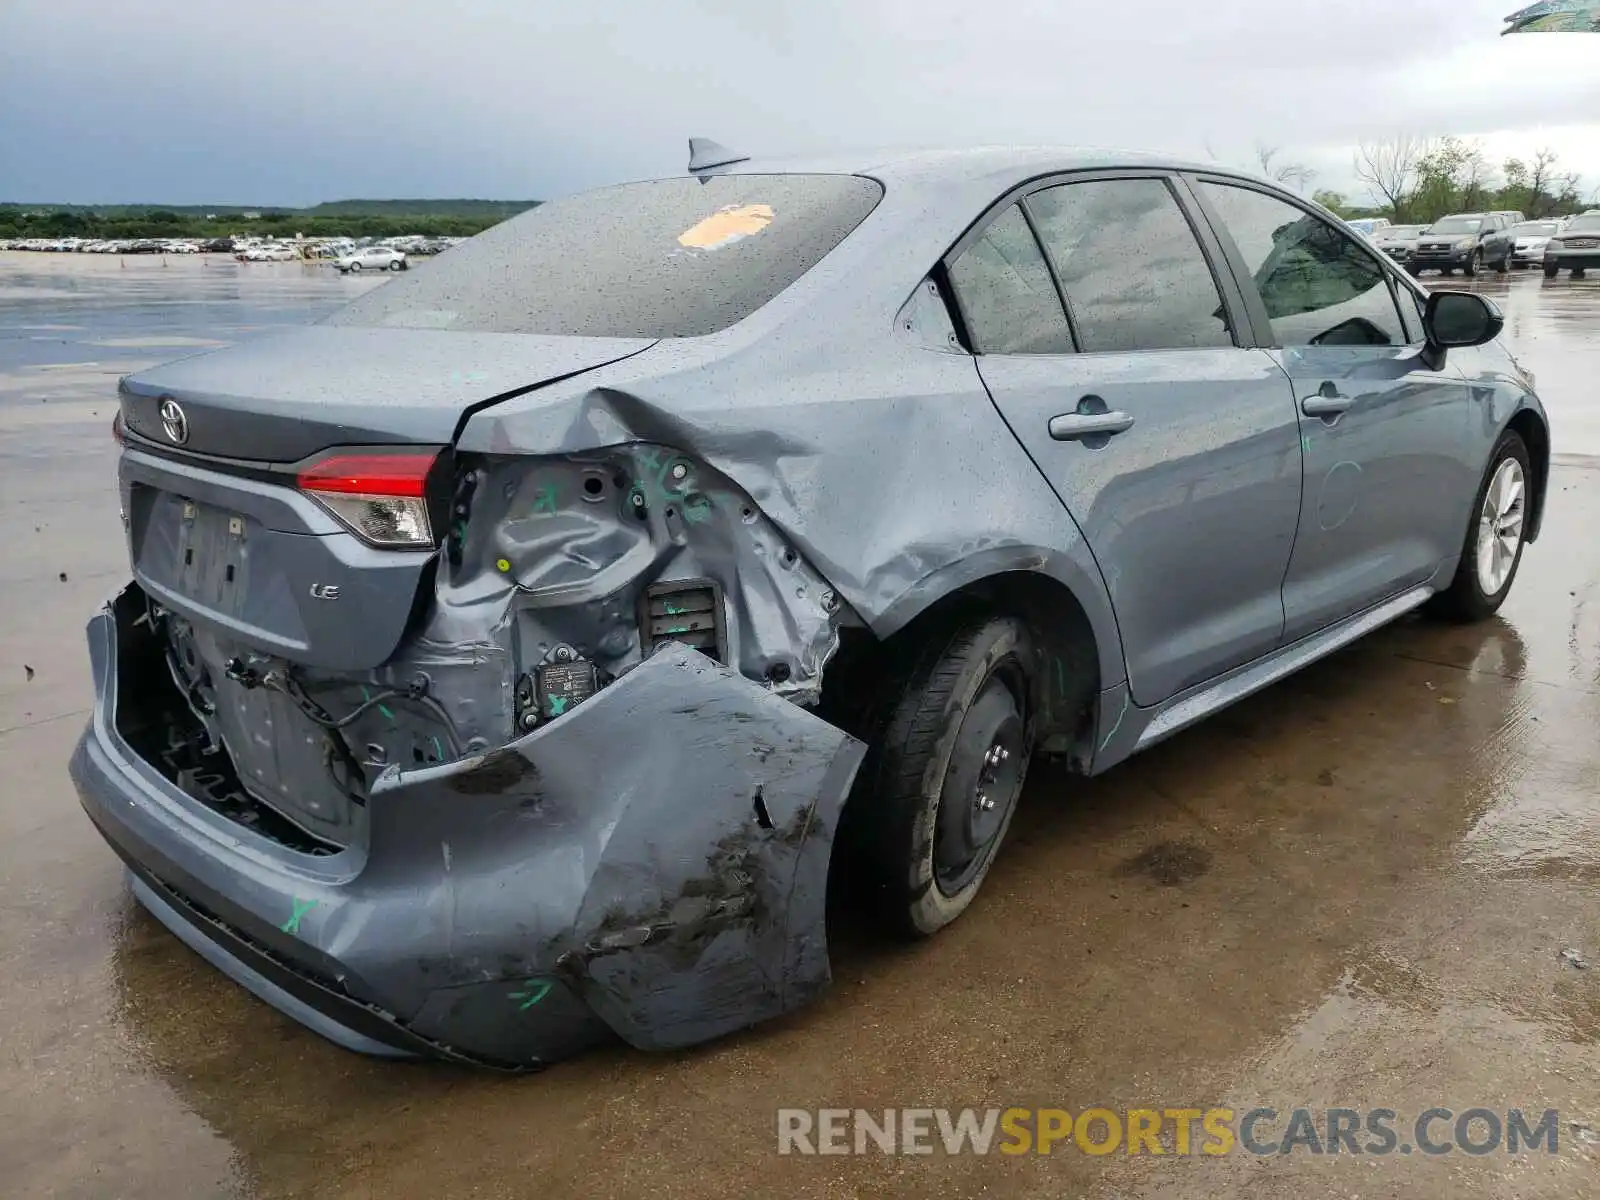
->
[1015,201,1081,352]
[940,168,1251,355]
[1183,172,1419,350]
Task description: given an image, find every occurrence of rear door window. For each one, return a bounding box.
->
[946,205,1075,354]
[1025,178,1234,352]
[327,174,884,338]
[1199,181,1410,347]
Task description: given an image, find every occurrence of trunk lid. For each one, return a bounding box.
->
[119,325,656,462]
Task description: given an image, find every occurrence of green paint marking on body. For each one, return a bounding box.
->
[509,981,553,1010]
[664,602,686,615]
[378,703,396,722]
[664,624,690,635]
[432,735,444,760]
[530,485,559,514]
[1055,658,1068,697]
[547,695,570,716]
[281,897,318,935]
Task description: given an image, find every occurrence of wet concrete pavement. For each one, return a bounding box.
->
[1,252,1598,1199]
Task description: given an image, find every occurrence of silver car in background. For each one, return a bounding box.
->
[336,245,408,273]
[73,145,1549,1069]
[1371,223,1426,264]
[1507,220,1563,268]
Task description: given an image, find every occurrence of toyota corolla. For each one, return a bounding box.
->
[72,141,1549,1069]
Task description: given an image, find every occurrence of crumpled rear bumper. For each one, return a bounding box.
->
[71,585,866,1069]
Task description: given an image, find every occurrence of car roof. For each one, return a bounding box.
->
[685,144,1262,195]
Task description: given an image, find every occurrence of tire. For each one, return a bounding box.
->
[1463,249,1481,278]
[1544,262,1559,278]
[1428,430,1531,622]
[1493,253,1508,275]
[348,262,361,272]
[855,614,1036,937]
[1441,267,1455,276]
[388,259,404,271]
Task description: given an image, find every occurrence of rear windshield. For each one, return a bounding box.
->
[1427,217,1483,234]
[326,173,884,338]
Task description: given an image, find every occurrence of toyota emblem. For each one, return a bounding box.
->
[158,397,188,445]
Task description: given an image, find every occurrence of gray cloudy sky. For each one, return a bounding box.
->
[3,0,1598,206]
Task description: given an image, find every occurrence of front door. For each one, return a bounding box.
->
[944,176,1303,706]
[1191,179,1476,642]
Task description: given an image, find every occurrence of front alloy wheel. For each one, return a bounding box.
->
[1475,457,1526,596]
[1429,430,1531,622]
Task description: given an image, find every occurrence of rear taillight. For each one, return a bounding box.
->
[297,449,441,548]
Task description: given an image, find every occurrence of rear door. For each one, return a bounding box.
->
[1189,177,1475,642]
[948,174,1303,706]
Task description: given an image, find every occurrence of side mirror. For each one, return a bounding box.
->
[1423,291,1503,350]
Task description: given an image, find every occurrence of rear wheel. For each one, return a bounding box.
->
[348,261,362,272]
[855,615,1036,936]
[1544,262,1560,278]
[388,259,404,271]
[1428,430,1531,622]
[1493,252,1508,274]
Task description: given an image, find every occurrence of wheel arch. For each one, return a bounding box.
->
[1505,405,1550,543]
[827,554,1123,760]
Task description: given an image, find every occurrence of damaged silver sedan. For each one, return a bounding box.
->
[72,143,1548,1067]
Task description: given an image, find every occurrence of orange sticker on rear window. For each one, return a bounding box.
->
[677,204,774,250]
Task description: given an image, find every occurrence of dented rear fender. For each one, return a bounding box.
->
[369,642,867,1053]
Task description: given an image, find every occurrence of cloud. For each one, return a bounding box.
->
[2,0,1596,204]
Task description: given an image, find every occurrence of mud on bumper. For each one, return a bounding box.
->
[71,584,866,1069]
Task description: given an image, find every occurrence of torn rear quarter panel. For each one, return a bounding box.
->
[452,442,845,710]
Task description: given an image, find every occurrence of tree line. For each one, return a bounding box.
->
[0,206,531,241]
[1337,136,1592,224]
[1210,140,1592,226]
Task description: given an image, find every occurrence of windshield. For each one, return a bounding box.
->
[1428,217,1483,234]
[327,173,885,338]
[1562,216,1600,235]
[1511,222,1559,237]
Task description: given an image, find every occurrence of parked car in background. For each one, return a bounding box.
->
[78,145,1549,1068]
[1346,217,1392,236]
[1489,210,1526,225]
[1507,220,1563,268]
[1409,213,1513,276]
[336,245,408,273]
[1543,212,1600,277]
[239,244,298,262]
[1371,224,1426,264]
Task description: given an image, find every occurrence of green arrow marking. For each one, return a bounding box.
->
[509,981,552,1010]
[281,897,318,935]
